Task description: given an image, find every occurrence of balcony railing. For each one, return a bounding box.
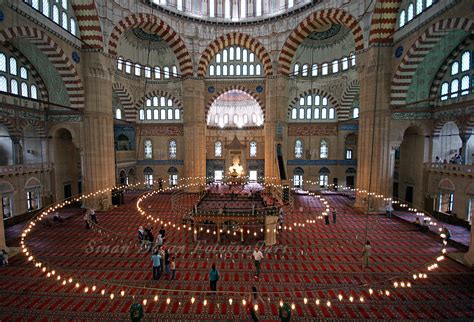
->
[0,163,52,176]
[424,162,474,175]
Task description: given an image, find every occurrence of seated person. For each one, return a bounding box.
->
[414,217,421,229]
[53,213,64,223]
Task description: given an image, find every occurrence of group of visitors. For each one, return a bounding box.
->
[414,217,430,232]
[83,208,97,229]
[0,249,8,266]
[435,154,464,165]
[143,224,176,281]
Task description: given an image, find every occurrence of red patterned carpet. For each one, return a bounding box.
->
[1,192,473,320]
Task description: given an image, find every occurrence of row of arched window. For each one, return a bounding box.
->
[150,0,302,20]
[0,53,39,99]
[143,167,179,187]
[398,0,435,28]
[292,53,356,77]
[439,51,472,102]
[208,46,263,77]
[117,57,179,79]
[139,108,181,121]
[144,139,177,159]
[214,140,257,157]
[294,139,329,159]
[210,113,263,127]
[290,95,336,121]
[23,0,78,36]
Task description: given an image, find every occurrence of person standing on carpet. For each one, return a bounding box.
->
[151,251,161,280]
[89,208,97,224]
[323,212,330,225]
[164,249,171,277]
[170,256,176,280]
[209,263,219,294]
[362,240,371,269]
[159,225,166,242]
[248,286,263,322]
[159,247,165,273]
[386,202,394,219]
[332,207,337,224]
[253,247,264,278]
[83,209,91,229]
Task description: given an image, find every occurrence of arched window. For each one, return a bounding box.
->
[174,109,180,119]
[30,85,38,99]
[146,109,152,120]
[115,109,122,119]
[20,67,28,79]
[293,167,303,187]
[407,3,414,21]
[250,141,257,157]
[301,64,308,76]
[139,109,145,120]
[42,0,50,16]
[314,108,320,119]
[291,108,297,119]
[215,141,222,157]
[320,139,328,159]
[321,108,327,119]
[32,0,39,9]
[350,53,356,66]
[321,63,328,75]
[70,18,77,35]
[155,66,161,79]
[144,167,153,186]
[167,108,173,120]
[332,60,339,73]
[0,76,7,92]
[311,64,318,76]
[451,61,459,75]
[9,57,17,75]
[353,107,359,118]
[61,12,68,29]
[144,139,152,159]
[153,109,159,120]
[461,75,470,96]
[52,5,60,23]
[144,66,151,78]
[209,65,215,76]
[134,64,141,76]
[461,51,470,72]
[342,57,349,70]
[0,53,6,72]
[328,108,335,119]
[172,65,178,77]
[295,139,303,159]
[163,66,170,79]
[416,0,423,15]
[450,79,459,98]
[440,82,449,101]
[21,82,28,97]
[293,63,300,75]
[399,10,406,27]
[169,140,177,159]
[10,79,18,95]
[125,61,132,74]
[117,57,124,70]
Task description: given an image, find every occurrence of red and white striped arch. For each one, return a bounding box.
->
[369,0,402,45]
[391,18,474,107]
[71,0,103,50]
[108,14,193,76]
[339,80,360,120]
[279,8,364,76]
[197,32,273,77]
[0,26,84,109]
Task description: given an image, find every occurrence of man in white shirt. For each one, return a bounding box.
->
[253,247,264,278]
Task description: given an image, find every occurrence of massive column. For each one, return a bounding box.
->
[182,78,206,190]
[81,52,116,209]
[264,76,289,181]
[355,47,394,212]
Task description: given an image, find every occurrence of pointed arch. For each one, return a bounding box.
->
[288,89,339,117]
[19,119,46,137]
[3,43,48,101]
[135,89,183,110]
[205,85,265,120]
[0,26,84,108]
[369,0,403,45]
[107,13,192,76]
[197,32,273,77]
[71,0,103,49]
[429,35,473,105]
[279,9,364,76]
[112,83,134,121]
[340,80,360,120]
[391,18,474,107]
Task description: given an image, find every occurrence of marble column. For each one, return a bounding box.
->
[264,216,277,245]
[11,137,23,165]
[460,133,471,165]
[182,78,206,191]
[355,46,394,212]
[264,76,289,181]
[464,229,474,267]
[81,52,116,209]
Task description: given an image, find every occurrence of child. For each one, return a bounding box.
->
[170,256,176,280]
